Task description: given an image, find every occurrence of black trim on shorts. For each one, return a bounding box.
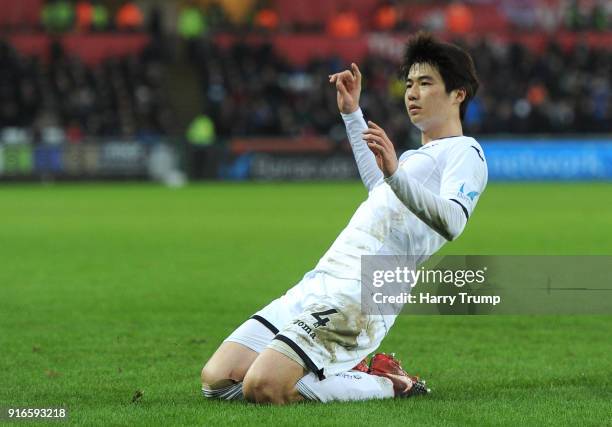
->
[274,334,325,380]
[450,198,470,220]
[250,315,279,335]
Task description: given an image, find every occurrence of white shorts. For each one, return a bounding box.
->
[224,270,393,379]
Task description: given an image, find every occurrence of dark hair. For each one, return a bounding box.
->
[399,32,479,121]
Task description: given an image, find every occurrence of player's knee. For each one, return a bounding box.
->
[242,372,292,405]
[201,365,240,400]
[201,365,216,388]
[201,365,234,390]
[201,359,246,387]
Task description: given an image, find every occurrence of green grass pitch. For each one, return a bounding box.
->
[1,182,611,426]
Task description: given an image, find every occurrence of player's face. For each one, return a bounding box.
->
[404,63,456,131]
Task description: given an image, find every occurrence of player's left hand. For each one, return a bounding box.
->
[363,121,398,178]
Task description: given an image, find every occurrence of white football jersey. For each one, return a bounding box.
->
[315,136,488,280]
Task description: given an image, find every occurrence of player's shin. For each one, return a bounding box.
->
[296,371,394,402]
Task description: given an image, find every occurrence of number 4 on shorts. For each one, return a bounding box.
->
[311,309,338,327]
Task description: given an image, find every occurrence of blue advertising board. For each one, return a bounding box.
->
[221,139,612,182]
[480,139,612,181]
[34,146,63,173]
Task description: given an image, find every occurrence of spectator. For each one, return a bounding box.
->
[66,120,84,143]
[327,7,360,38]
[253,1,279,33]
[187,113,217,179]
[591,0,608,31]
[178,3,207,40]
[217,0,257,27]
[75,0,93,31]
[373,1,398,32]
[446,2,474,34]
[41,0,74,33]
[116,1,144,31]
[187,114,216,146]
[91,1,109,31]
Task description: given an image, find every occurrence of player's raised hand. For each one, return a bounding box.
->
[329,63,362,114]
[362,121,398,178]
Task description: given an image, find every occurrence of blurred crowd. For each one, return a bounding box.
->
[1,34,610,146]
[194,38,611,148]
[466,39,610,135]
[176,0,612,35]
[0,40,170,144]
[14,0,609,36]
[38,0,145,33]
[0,0,610,146]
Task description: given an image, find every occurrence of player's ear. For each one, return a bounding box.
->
[453,88,466,104]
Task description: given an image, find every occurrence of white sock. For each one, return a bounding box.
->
[297,371,394,402]
[202,381,243,400]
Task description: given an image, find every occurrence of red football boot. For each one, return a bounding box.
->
[369,353,430,397]
[351,358,370,373]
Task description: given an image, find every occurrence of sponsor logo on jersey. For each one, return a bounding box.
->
[458,183,479,202]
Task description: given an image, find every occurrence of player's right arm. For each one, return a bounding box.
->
[364,123,487,241]
[329,63,383,192]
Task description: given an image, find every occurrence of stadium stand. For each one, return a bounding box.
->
[0,0,609,179]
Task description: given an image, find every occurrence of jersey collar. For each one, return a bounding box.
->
[420,135,463,149]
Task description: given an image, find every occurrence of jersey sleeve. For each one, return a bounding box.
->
[385,166,469,241]
[439,142,488,219]
[341,108,384,192]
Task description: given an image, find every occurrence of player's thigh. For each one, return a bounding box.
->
[202,317,276,385]
[274,296,388,377]
[242,348,306,402]
[201,272,316,387]
[201,342,258,385]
